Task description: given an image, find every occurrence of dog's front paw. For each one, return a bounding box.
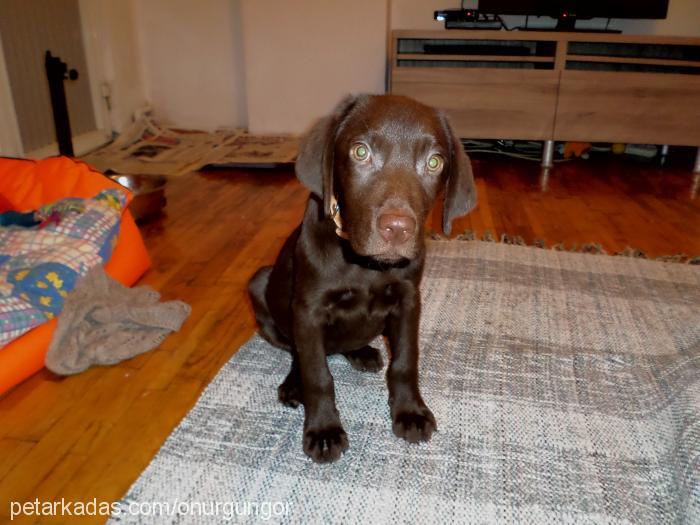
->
[303,425,349,463]
[392,404,436,443]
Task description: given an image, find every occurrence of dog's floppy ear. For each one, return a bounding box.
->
[295,95,361,216]
[440,113,477,235]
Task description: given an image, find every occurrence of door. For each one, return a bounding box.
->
[0,0,109,157]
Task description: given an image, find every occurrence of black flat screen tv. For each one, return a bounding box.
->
[479,0,669,19]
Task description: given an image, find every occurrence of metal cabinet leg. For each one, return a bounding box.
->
[694,147,700,173]
[539,167,550,192]
[541,140,554,168]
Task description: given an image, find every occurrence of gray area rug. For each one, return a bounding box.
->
[110,241,700,524]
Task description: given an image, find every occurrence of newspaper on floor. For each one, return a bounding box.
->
[81,117,299,176]
[211,132,300,168]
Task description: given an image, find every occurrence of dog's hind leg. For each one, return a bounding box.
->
[250,266,301,408]
[343,345,384,372]
[278,352,303,408]
[248,266,292,351]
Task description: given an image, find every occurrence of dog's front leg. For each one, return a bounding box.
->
[385,283,436,443]
[294,306,348,463]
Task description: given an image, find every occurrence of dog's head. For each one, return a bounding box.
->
[295,94,477,263]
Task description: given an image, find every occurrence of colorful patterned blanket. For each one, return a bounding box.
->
[0,189,126,346]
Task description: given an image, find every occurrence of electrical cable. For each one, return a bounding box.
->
[498,15,514,31]
[464,148,572,162]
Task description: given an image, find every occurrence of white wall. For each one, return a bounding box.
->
[133,0,247,130]
[80,0,148,134]
[0,36,23,157]
[240,0,388,134]
[616,0,700,36]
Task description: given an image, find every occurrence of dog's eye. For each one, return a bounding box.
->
[427,154,444,173]
[350,143,370,162]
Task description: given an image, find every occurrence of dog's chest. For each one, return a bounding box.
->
[323,281,398,314]
[320,280,400,347]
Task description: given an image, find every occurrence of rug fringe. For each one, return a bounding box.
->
[427,229,699,264]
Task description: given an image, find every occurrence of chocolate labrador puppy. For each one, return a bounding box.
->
[248,94,476,463]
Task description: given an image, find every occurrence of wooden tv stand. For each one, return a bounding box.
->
[389,30,700,172]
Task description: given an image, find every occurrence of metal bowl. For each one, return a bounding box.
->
[108,173,167,222]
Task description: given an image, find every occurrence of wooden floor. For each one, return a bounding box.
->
[0,155,698,523]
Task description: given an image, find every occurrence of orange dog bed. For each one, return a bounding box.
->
[0,157,151,395]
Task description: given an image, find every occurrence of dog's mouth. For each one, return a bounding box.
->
[349,237,418,264]
[369,252,410,264]
[358,251,412,269]
[339,234,414,267]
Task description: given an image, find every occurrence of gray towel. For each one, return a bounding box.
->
[46,266,191,375]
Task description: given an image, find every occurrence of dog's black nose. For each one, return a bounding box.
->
[377,213,416,245]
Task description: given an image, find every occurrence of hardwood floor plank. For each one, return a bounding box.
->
[0,438,34,481]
